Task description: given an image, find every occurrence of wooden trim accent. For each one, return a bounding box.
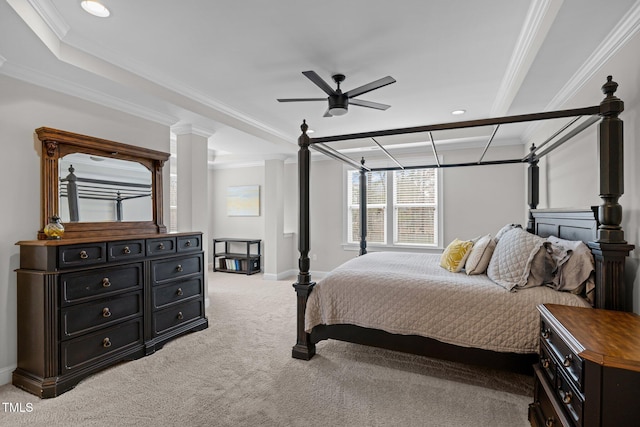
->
[35,127,170,240]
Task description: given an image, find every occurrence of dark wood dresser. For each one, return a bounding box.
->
[529,304,640,427]
[13,232,208,398]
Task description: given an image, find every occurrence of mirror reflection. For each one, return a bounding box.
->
[59,153,153,223]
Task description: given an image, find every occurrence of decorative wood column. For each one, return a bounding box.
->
[359,158,368,256]
[292,120,316,360]
[526,144,539,233]
[588,76,634,312]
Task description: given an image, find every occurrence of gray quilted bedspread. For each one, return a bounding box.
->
[305,252,591,354]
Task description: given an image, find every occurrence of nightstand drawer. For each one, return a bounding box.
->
[541,318,584,391]
[556,368,583,427]
[61,291,143,339]
[540,340,557,386]
[531,365,573,427]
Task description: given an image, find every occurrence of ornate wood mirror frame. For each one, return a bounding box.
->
[36,127,170,239]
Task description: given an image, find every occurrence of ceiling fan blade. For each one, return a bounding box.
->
[277,98,327,102]
[344,76,396,98]
[302,71,337,96]
[349,99,391,110]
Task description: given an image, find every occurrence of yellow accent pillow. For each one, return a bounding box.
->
[440,238,474,273]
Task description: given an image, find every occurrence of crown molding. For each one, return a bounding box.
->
[0,61,178,125]
[491,0,563,117]
[544,0,640,111]
[28,0,69,39]
[170,124,216,138]
[15,0,293,147]
[523,0,640,141]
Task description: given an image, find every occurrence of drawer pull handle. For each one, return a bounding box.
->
[541,328,550,339]
[102,338,112,348]
[541,358,550,369]
[123,246,131,254]
[102,278,111,288]
[176,288,183,296]
[563,354,573,367]
[176,264,183,272]
[177,311,184,320]
[562,390,572,404]
[159,243,165,250]
[186,240,192,247]
[545,418,555,427]
[79,250,89,259]
[102,307,111,318]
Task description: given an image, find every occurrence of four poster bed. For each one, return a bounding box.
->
[291,76,635,373]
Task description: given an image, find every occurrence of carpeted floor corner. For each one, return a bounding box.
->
[0,272,533,426]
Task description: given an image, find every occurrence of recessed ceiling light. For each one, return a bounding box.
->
[307,129,315,134]
[81,1,111,18]
[451,109,466,115]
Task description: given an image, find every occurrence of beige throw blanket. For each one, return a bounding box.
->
[305,252,590,354]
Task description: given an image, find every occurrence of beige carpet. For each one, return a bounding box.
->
[0,272,533,426]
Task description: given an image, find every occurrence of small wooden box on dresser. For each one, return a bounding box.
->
[529,304,640,427]
[13,232,208,398]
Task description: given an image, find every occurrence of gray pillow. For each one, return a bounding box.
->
[487,228,545,291]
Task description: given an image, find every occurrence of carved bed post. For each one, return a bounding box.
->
[526,144,539,233]
[588,76,634,311]
[359,158,367,256]
[64,165,80,222]
[292,120,316,360]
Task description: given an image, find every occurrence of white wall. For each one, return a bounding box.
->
[209,165,266,261]
[281,144,527,274]
[537,30,640,313]
[0,75,170,385]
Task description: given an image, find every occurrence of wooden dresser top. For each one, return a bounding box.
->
[540,304,640,372]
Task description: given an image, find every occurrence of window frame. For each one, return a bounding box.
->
[344,162,443,251]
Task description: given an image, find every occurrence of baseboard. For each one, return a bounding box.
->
[263,269,297,281]
[0,363,16,386]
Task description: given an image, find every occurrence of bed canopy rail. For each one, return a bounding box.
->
[293,76,634,361]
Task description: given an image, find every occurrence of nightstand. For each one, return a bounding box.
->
[529,304,640,427]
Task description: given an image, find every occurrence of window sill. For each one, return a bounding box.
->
[341,243,443,254]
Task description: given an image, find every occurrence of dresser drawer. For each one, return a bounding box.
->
[151,254,203,284]
[177,234,202,252]
[153,299,204,335]
[61,291,143,339]
[108,240,145,261]
[540,340,558,386]
[60,318,143,372]
[58,243,106,268]
[60,263,143,306]
[146,237,176,256]
[541,319,584,391]
[153,277,203,309]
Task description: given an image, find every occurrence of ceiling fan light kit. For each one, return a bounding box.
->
[278,71,396,117]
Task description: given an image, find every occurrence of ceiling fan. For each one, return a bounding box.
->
[277,71,396,117]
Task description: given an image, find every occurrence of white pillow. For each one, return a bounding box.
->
[465,234,496,275]
[487,228,545,291]
[494,223,522,242]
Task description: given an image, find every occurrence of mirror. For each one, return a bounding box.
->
[36,127,170,239]
[59,153,153,223]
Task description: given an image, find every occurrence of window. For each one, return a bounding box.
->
[347,167,439,247]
